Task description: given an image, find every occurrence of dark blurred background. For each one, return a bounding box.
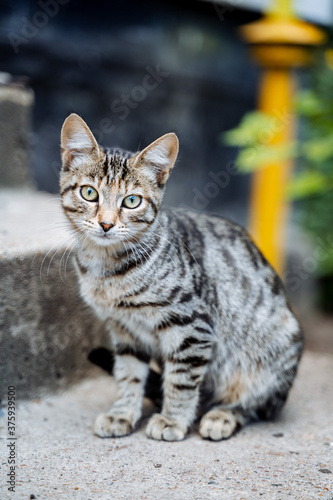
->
[1,0,333,405]
[0,0,263,225]
[1,0,333,318]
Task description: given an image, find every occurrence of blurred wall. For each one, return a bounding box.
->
[0,0,260,225]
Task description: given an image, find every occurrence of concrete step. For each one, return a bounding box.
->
[0,82,35,189]
[0,188,108,401]
[0,351,332,499]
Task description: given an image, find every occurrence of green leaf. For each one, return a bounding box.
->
[223,112,273,147]
[295,90,324,117]
[302,135,333,162]
[287,171,329,199]
[236,143,297,173]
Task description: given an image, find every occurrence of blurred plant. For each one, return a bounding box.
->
[224,43,333,309]
[224,111,297,173]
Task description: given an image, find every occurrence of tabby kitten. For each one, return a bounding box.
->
[60,113,303,442]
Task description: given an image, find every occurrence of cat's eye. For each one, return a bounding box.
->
[81,186,99,202]
[122,195,142,209]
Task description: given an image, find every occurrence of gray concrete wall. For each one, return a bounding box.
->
[0,253,109,401]
[0,83,34,188]
[0,190,109,402]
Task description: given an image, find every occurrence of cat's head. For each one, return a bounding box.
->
[60,113,178,247]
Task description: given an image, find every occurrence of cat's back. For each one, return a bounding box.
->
[164,208,302,363]
[164,207,276,281]
[164,208,293,328]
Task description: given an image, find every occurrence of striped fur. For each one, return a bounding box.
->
[60,114,303,441]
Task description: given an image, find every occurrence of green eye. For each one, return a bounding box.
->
[122,195,142,209]
[81,186,98,202]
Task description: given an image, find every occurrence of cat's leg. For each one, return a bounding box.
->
[94,345,150,438]
[199,407,245,441]
[146,326,213,441]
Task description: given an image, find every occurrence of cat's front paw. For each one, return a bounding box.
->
[146,414,186,441]
[94,413,133,438]
[199,409,237,441]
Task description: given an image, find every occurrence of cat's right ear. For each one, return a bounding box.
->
[61,113,102,170]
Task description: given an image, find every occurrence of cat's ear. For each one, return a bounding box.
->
[61,113,103,169]
[131,133,179,186]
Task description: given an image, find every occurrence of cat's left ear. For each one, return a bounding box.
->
[61,113,103,170]
[131,133,179,186]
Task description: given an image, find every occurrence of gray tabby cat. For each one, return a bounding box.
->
[60,113,303,441]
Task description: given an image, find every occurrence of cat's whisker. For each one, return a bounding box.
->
[31,197,64,214]
[147,229,179,261]
[169,233,198,266]
[127,236,150,272]
[59,229,82,284]
[60,234,82,284]
[39,230,81,284]
[46,229,81,277]
[27,222,74,256]
[119,238,130,263]
[35,210,67,215]
[126,234,149,263]
[123,236,143,267]
[39,196,63,204]
[127,234,158,274]
[154,218,198,265]
[44,197,62,202]
[30,225,75,271]
[134,239,151,265]
[27,220,73,238]
[64,229,89,281]
[135,242,151,264]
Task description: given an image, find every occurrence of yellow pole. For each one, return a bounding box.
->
[267,0,293,18]
[240,0,326,276]
[249,70,294,274]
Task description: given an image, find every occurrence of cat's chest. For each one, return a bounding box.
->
[75,256,163,326]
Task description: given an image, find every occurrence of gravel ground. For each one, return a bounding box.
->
[0,351,332,500]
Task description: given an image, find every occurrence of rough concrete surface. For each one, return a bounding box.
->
[0,85,34,188]
[0,189,68,256]
[0,351,332,500]
[0,189,108,400]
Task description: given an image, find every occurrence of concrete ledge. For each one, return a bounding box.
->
[0,84,35,188]
[0,351,332,499]
[0,189,108,401]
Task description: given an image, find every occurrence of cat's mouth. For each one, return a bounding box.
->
[88,230,119,246]
[84,226,131,247]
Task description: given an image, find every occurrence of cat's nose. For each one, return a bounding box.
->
[100,222,114,233]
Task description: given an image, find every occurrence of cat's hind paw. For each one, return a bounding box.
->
[199,409,237,441]
[146,414,186,441]
[94,413,133,438]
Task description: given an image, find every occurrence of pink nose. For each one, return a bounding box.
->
[100,222,114,233]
